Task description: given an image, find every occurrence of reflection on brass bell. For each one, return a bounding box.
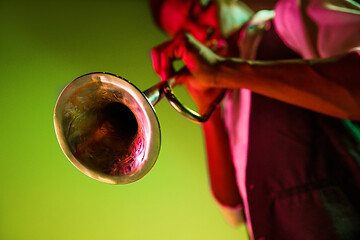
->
[54,72,224,184]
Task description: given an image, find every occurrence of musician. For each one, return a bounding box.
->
[149,0,360,239]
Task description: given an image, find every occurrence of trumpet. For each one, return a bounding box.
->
[54,72,224,184]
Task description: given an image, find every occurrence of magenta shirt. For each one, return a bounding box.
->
[219,1,360,239]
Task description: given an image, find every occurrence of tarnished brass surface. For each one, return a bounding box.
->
[54,73,160,184]
[54,72,223,184]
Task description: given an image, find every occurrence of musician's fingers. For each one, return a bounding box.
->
[151,41,174,80]
[151,33,194,81]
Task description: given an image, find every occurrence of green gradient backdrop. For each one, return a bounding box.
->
[0,0,247,239]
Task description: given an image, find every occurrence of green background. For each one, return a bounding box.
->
[0,0,247,239]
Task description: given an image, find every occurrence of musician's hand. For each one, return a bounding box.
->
[151,32,225,113]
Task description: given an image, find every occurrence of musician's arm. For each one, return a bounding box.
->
[202,107,245,226]
[212,52,360,120]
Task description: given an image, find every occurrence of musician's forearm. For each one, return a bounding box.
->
[213,52,360,120]
[202,107,242,207]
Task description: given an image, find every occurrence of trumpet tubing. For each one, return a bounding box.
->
[54,72,223,185]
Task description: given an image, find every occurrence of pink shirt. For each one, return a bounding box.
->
[220,0,360,239]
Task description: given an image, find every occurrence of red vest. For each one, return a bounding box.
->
[245,22,360,240]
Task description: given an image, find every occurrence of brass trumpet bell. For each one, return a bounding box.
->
[54,73,162,184]
[54,72,224,184]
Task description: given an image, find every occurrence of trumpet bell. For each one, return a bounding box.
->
[54,72,161,184]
